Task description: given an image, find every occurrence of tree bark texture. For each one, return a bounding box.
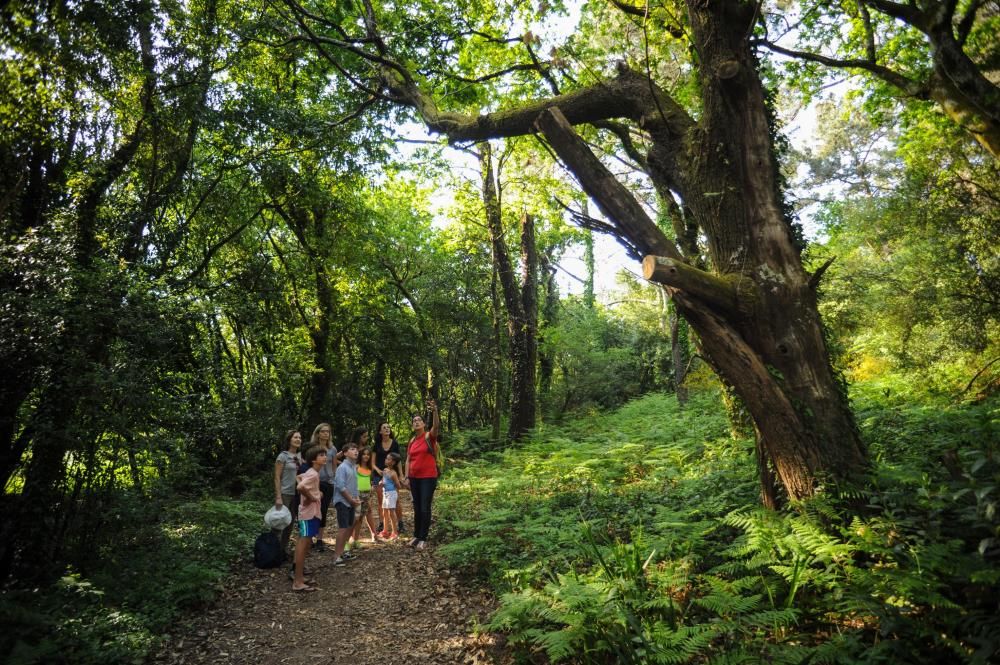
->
[387,0,866,499]
[480,143,538,442]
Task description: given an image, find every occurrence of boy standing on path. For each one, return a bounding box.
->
[292,446,327,592]
[332,442,361,567]
[316,424,339,551]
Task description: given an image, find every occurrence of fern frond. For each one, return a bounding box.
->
[694,591,762,616]
[738,608,800,630]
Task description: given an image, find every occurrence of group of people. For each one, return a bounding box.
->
[273,400,442,592]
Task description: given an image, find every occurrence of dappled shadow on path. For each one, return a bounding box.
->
[150,493,510,665]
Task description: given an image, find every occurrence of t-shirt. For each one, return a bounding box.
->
[407,432,439,479]
[297,468,322,521]
[333,459,358,507]
[276,450,301,495]
[357,467,372,493]
[319,445,339,484]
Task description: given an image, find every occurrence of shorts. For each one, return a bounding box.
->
[335,503,355,529]
[298,517,320,538]
[382,490,398,510]
[357,492,371,519]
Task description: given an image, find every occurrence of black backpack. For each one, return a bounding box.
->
[253,531,285,568]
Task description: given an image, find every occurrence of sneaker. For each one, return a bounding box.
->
[342,550,356,560]
[333,557,347,567]
[387,533,399,541]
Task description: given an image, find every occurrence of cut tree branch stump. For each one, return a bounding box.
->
[642,255,751,315]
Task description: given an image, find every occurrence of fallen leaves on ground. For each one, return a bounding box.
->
[150,494,511,665]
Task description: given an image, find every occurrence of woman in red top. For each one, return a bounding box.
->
[405,399,440,550]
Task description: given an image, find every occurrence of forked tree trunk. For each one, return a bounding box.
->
[480,144,538,441]
[382,0,866,499]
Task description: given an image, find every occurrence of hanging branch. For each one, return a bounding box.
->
[958,357,1000,400]
[756,40,927,97]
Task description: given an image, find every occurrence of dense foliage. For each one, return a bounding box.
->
[1,0,998,662]
[436,386,1000,664]
[0,497,262,664]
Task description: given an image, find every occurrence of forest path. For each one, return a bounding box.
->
[150,493,510,665]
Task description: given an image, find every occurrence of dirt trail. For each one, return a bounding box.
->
[151,494,510,665]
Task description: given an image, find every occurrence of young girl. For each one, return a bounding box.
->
[372,421,402,533]
[350,446,380,547]
[379,452,404,540]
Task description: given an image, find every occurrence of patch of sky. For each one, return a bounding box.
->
[388,1,852,299]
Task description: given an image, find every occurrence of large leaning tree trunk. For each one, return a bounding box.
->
[480,142,538,441]
[278,0,868,499]
[373,0,867,500]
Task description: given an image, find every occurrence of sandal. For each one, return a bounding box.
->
[291,584,319,593]
[415,540,427,551]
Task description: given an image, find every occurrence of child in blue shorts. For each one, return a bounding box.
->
[292,445,327,592]
[378,452,404,541]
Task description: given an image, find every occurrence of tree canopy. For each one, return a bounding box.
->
[0,0,996,608]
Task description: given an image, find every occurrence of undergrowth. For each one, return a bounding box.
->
[0,498,261,664]
[436,388,1000,664]
[4,382,995,664]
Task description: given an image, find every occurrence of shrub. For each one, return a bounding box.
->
[0,497,262,664]
[435,387,1000,664]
